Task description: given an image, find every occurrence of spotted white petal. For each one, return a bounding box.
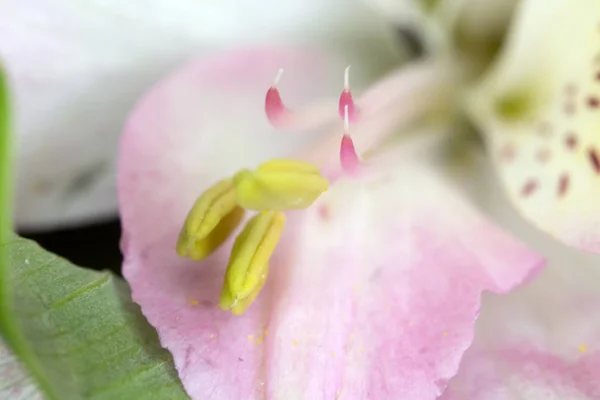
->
[444,154,600,400]
[467,0,600,253]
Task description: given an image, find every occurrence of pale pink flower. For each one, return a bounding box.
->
[117,0,600,398]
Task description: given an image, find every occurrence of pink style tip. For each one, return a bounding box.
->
[265,69,287,126]
[338,66,358,123]
[340,104,360,175]
[340,134,360,175]
[265,86,286,124]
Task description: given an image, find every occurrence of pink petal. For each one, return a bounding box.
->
[118,48,349,249]
[442,181,600,399]
[119,48,543,398]
[300,60,455,169]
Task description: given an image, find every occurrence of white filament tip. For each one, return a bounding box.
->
[274,68,284,86]
[344,66,351,90]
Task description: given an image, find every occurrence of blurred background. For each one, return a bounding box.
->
[4,0,517,274]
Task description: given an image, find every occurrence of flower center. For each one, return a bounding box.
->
[177,69,362,315]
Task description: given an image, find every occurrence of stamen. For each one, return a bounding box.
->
[233,159,329,211]
[264,68,337,130]
[338,66,358,123]
[340,105,360,175]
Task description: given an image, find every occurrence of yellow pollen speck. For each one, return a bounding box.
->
[187,297,199,306]
[360,346,365,352]
[443,332,448,337]
[578,344,588,353]
[292,341,298,346]
[255,335,264,344]
[248,335,254,340]
[353,284,359,292]
[264,330,269,336]
[332,352,335,357]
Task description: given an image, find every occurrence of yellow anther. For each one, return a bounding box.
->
[233,159,329,211]
[220,262,270,315]
[219,211,285,315]
[176,178,245,261]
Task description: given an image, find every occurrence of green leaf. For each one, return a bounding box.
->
[0,67,188,399]
[2,237,190,400]
[0,63,10,241]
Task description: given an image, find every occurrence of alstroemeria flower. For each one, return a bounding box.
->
[117,49,543,400]
[118,0,600,398]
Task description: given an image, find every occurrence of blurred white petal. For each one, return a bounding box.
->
[0,0,404,230]
[444,150,600,399]
[0,340,43,400]
[467,0,600,253]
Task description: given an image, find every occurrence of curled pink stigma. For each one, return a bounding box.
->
[338,66,358,123]
[264,68,337,131]
[340,105,360,175]
[265,68,287,126]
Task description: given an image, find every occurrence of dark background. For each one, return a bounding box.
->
[21,218,123,274]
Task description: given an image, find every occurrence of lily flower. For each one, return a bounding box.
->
[118,0,600,398]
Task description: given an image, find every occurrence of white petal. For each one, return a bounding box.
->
[0,339,44,400]
[1,0,403,230]
[444,153,600,400]
[467,0,600,253]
